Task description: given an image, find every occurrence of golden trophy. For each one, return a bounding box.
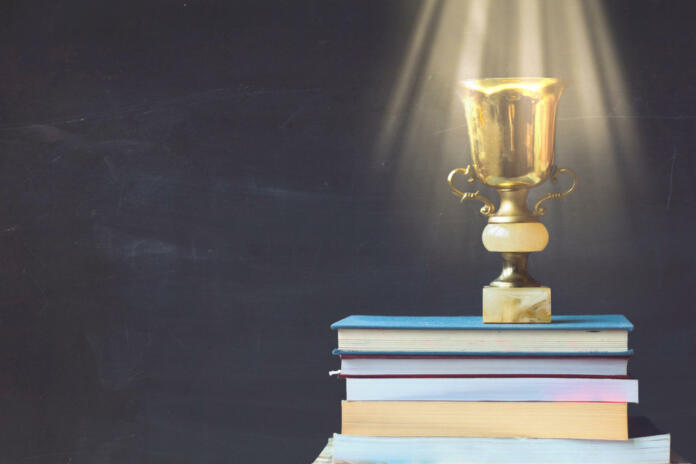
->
[448,78,576,323]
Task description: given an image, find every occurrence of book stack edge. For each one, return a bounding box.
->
[309,314,681,463]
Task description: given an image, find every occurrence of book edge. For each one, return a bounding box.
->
[331,314,634,331]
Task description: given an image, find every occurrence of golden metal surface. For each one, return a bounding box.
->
[447,166,495,217]
[490,189,537,223]
[490,252,540,287]
[447,77,576,292]
[457,77,565,189]
[533,166,577,216]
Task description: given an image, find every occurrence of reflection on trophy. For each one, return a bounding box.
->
[448,78,576,323]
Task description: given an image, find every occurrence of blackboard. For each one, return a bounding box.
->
[0,1,694,462]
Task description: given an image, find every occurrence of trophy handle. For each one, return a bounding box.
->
[447,166,496,217]
[533,166,577,217]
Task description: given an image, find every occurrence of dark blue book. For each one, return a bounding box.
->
[332,314,632,356]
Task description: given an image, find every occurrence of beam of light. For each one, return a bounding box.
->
[517,0,544,77]
[370,0,646,260]
[372,0,440,169]
[441,0,491,174]
[562,0,626,216]
[556,0,647,231]
[583,0,645,185]
[457,0,491,80]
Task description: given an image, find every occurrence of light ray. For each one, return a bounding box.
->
[373,0,439,165]
[517,0,544,77]
[370,0,644,256]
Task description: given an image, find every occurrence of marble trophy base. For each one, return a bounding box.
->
[482,286,551,323]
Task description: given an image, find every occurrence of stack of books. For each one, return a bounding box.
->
[312,314,676,464]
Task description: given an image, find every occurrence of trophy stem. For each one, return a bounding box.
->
[490,252,541,287]
[490,189,537,224]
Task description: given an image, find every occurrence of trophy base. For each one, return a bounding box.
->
[482,286,551,323]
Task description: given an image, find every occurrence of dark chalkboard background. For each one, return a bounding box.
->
[0,1,694,462]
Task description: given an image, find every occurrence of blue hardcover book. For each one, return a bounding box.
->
[331,314,633,331]
[332,314,633,356]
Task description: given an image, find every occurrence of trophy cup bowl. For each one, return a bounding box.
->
[448,78,577,322]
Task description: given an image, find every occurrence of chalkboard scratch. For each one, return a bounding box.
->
[666,148,677,209]
[20,451,82,461]
[0,87,323,132]
[169,330,186,348]
[434,114,696,135]
[128,239,176,259]
[279,93,323,129]
[103,156,118,182]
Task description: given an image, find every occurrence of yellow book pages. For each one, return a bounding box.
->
[341,401,627,440]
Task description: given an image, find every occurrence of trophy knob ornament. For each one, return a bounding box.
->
[447,166,496,217]
[448,77,577,323]
[532,166,578,217]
